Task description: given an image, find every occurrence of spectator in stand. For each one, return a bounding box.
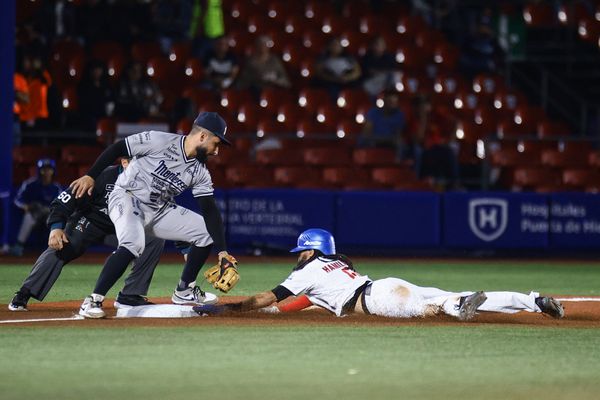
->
[151,0,193,53]
[203,36,239,90]
[360,90,406,157]
[460,6,504,75]
[237,35,291,93]
[20,53,52,130]
[115,62,164,122]
[315,37,362,97]
[360,36,397,97]
[78,60,114,131]
[406,95,459,189]
[9,159,62,257]
[13,68,29,146]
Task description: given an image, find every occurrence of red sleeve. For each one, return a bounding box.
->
[277,295,313,313]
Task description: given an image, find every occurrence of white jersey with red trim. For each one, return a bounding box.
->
[280,256,371,316]
[117,131,213,209]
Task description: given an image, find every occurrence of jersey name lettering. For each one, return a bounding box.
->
[153,160,187,190]
[322,260,347,273]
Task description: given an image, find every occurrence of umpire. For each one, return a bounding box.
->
[8,158,165,311]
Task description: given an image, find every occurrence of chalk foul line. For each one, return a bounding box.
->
[0,315,85,324]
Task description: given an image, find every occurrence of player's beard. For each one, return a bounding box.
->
[195,147,208,163]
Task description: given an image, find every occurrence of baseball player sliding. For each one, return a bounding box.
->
[195,229,565,320]
[70,112,239,319]
[8,158,166,311]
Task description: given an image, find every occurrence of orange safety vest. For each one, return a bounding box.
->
[13,73,28,115]
[21,70,52,121]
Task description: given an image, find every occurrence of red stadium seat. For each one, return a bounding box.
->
[96,118,117,145]
[13,146,58,164]
[472,74,504,97]
[61,145,104,165]
[303,147,352,166]
[131,42,163,64]
[344,2,372,21]
[61,86,79,111]
[106,54,126,84]
[183,58,204,85]
[302,30,328,55]
[207,148,249,167]
[359,15,392,36]
[497,118,530,139]
[513,168,562,190]
[146,57,176,85]
[489,147,540,167]
[233,101,261,130]
[455,120,485,142]
[314,104,342,131]
[276,102,305,131]
[298,88,331,113]
[371,167,417,188]
[169,42,192,66]
[493,89,527,111]
[395,15,427,36]
[54,165,80,186]
[557,141,593,154]
[260,87,295,112]
[432,42,459,70]
[91,41,125,64]
[339,31,370,56]
[220,89,254,112]
[284,15,310,35]
[336,89,371,115]
[256,119,288,138]
[537,121,572,138]
[557,3,590,26]
[296,120,324,138]
[304,0,335,20]
[541,149,589,168]
[322,167,370,189]
[589,151,600,168]
[562,169,600,187]
[336,120,362,139]
[175,118,193,135]
[256,148,304,166]
[225,165,275,188]
[391,43,425,70]
[280,43,304,68]
[353,148,396,166]
[226,30,254,56]
[274,166,323,188]
[267,0,303,22]
[523,3,558,27]
[320,16,345,35]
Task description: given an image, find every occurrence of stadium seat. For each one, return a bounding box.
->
[146,57,175,85]
[395,15,427,36]
[169,42,192,66]
[260,87,295,112]
[497,118,530,139]
[61,145,104,165]
[432,42,459,70]
[267,0,303,22]
[562,169,600,188]
[322,167,370,189]
[589,151,600,168]
[233,101,261,130]
[304,0,336,20]
[472,74,504,97]
[489,147,540,167]
[455,120,485,142]
[276,102,304,131]
[13,146,59,164]
[61,86,79,111]
[493,89,527,111]
[208,148,249,167]
[256,119,288,138]
[523,3,558,27]
[473,107,498,135]
[220,89,254,111]
[302,30,328,55]
[284,15,310,35]
[247,14,278,35]
[280,43,304,68]
[314,104,342,131]
[513,168,561,190]
[541,149,589,168]
[225,165,275,188]
[537,120,572,138]
[391,43,425,70]
[344,2,372,21]
[131,42,163,64]
[321,16,345,35]
[106,54,126,83]
[358,15,392,36]
[54,165,80,186]
[339,31,370,56]
[336,89,371,115]
[336,120,363,139]
[91,41,125,64]
[175,118,193,135]
[353,148,396,167]
[297,57,317,82]
[274,166,323,188]
[96,118,117,145]
[256,148,304,166]
[557,2,590,26]
[433,73,466,101]
[296,120,324,138]
[183,58,204,85]
[371,167,417,188]
[228,0,253,21]
[298,88,331,113]
[304,147,352,167]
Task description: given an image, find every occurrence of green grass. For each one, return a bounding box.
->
[1,260,599,303]
[0,326,599,400]
[1,260,599,400]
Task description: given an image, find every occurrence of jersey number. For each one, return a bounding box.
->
[57,191,72,203]
[341,267,359,279]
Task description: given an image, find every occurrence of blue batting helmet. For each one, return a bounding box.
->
[290,228,336,255]
[36,158,56,172]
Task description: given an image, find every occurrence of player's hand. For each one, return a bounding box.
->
[193,304,226,316]
[69,175,95,198]
[218,251,237,266]
[48,229,69,250]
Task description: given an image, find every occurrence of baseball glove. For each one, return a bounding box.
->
[203,254,239,293]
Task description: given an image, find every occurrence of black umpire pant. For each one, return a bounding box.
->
[21,215,164,301]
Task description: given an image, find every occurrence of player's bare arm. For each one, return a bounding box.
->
[70,140,129,198]
[230,291,278,312]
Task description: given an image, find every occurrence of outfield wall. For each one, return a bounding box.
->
[190,190,600,251]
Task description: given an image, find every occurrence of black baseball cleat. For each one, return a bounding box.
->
[535,297,565,319]
[8,290,30,311]
[114,292,154,309]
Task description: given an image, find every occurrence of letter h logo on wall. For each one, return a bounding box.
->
[468,198,508,241]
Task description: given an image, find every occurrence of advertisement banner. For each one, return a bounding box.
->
[336,191,440,248]
[227,189,336,249]
[443,192,549,248]
[549,193,600,248]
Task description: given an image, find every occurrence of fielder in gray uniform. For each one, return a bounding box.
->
[8,159,165,311]
[70,112,235,318]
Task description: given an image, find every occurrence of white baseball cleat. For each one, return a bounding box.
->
[172,284,218,305]
[79,294,106,319]
[457,291,487,321]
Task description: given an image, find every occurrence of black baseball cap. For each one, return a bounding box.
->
[194,112,231,145]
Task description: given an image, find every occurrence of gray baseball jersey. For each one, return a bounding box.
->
[120,131,214,208]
